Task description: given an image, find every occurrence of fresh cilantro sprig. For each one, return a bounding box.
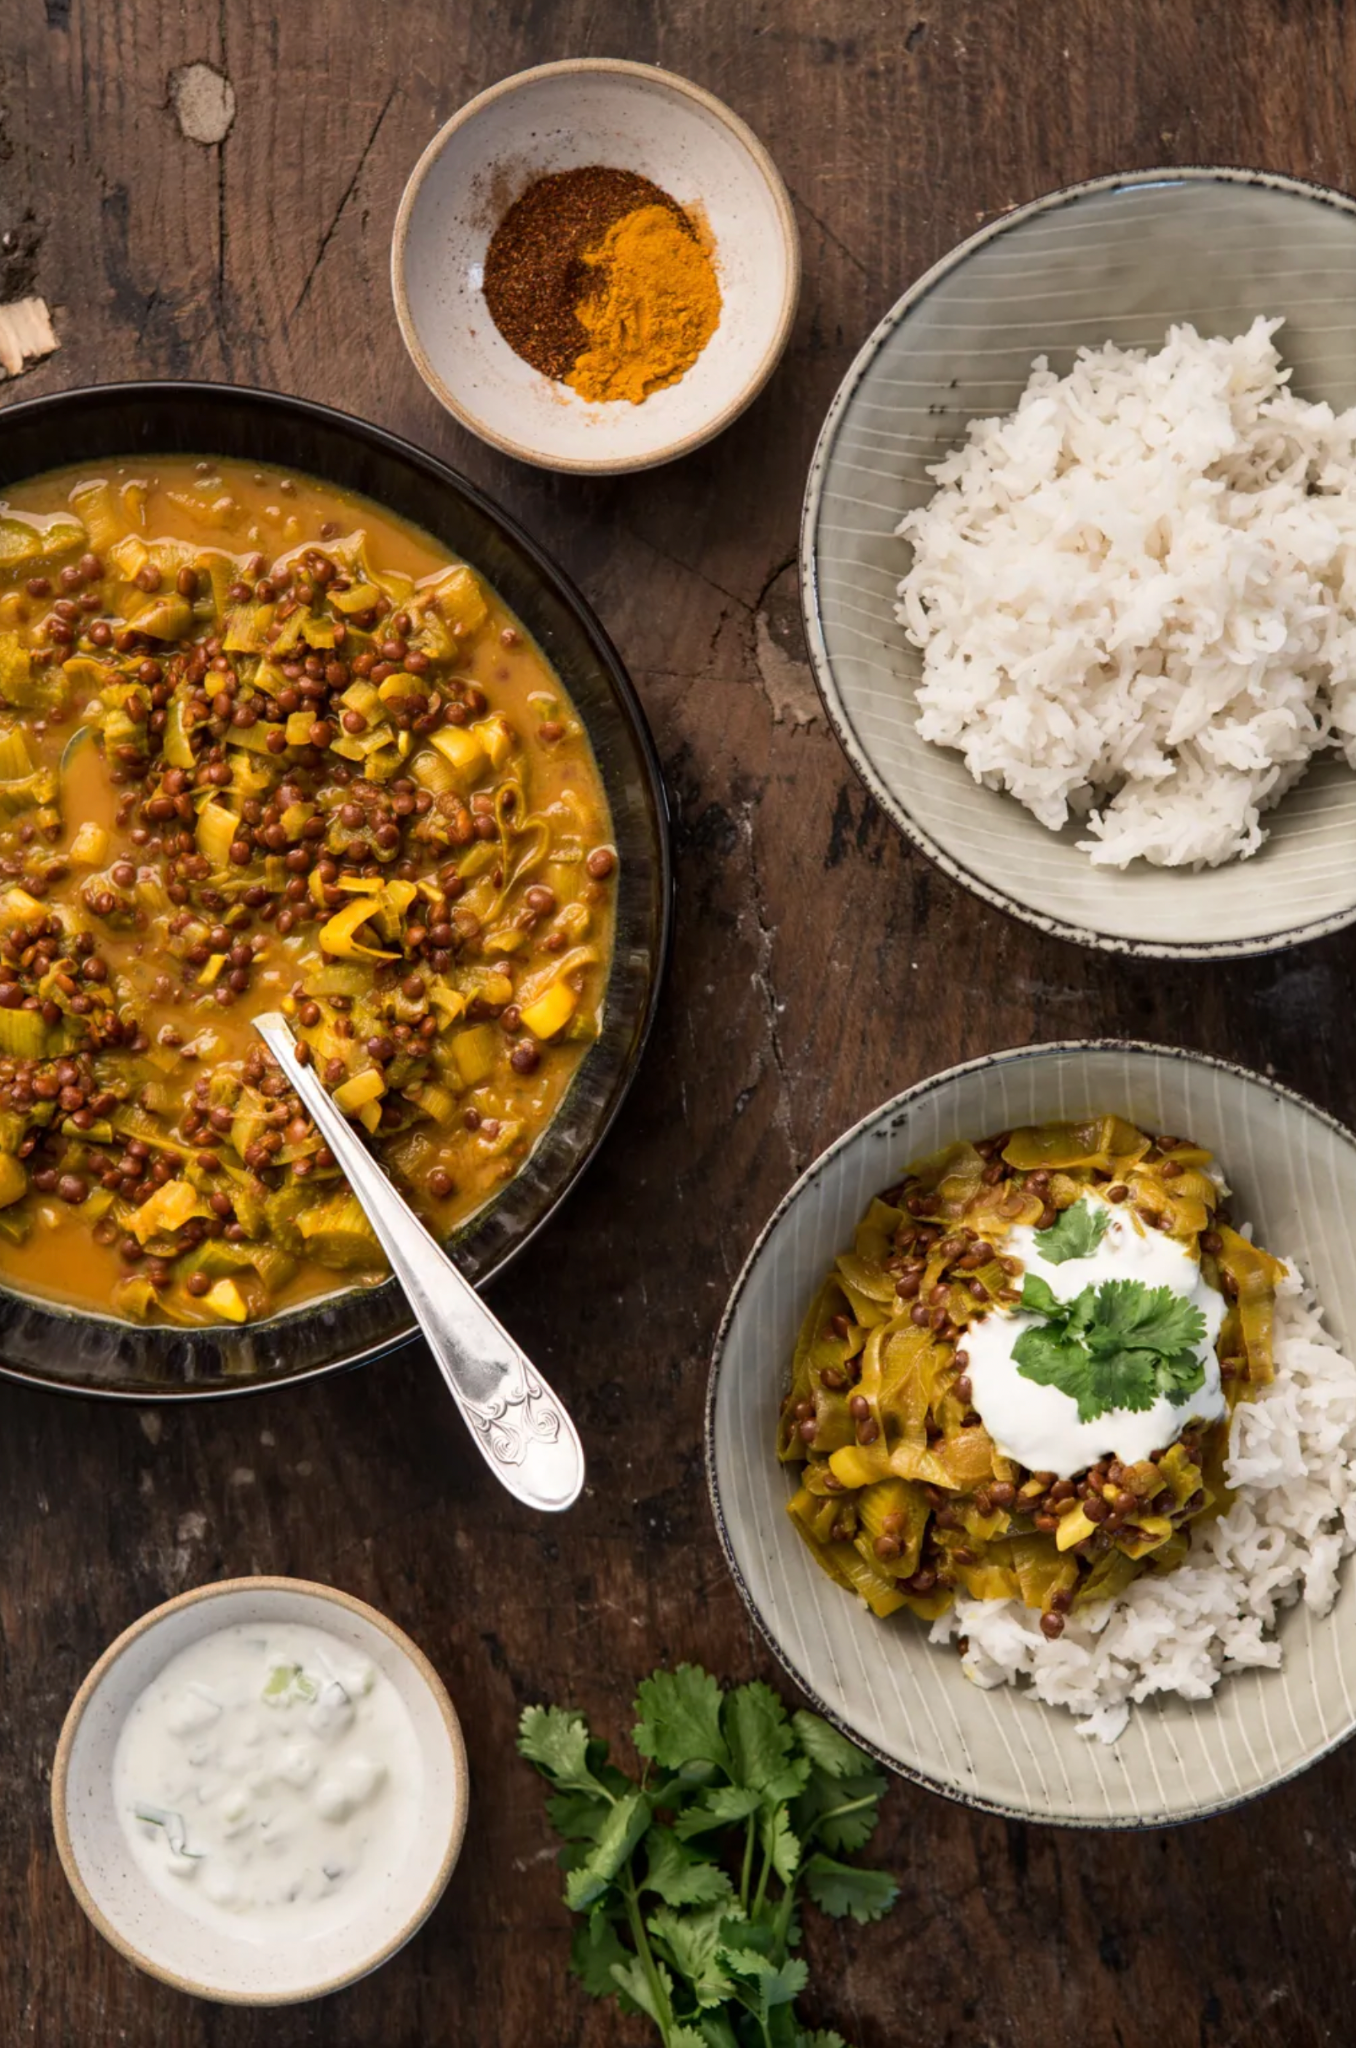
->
[1032,1199,1111,1265]
[519,1665,898,2048]
[1014,1272,1207,1422]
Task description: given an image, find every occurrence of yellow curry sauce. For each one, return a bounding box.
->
[779,1118,1285,1637]
[0,457,615,1324]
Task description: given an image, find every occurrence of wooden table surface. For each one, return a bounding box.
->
[5,2,1356,2042]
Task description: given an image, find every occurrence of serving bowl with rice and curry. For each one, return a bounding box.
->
[775,1114,1299,1738]
[708,1042,1356,1824]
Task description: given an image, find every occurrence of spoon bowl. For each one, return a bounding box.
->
[254,1013,585,1513]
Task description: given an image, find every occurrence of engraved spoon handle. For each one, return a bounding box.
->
[253,1013,584,1512]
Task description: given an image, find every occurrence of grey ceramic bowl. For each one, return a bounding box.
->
[802,167,1356,959]
[707,1041,1356,1826]
[0,382,671,1399]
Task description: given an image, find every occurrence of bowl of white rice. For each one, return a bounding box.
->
[802,168,1356,956]
[706,1040,1356,1825]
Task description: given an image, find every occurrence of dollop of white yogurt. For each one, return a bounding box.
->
[114,1619,423,1940]
[964,1197,1226,1479]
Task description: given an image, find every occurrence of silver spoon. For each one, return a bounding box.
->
[252,1012,585,1512]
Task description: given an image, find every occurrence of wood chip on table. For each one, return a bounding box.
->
[0,298,58,380]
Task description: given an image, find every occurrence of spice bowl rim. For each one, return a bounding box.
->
[51,1574,469,2004]
[390,56,802,474]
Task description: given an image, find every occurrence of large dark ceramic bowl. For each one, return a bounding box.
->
[0,382,671,1399]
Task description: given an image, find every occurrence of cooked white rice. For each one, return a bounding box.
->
[929,1265,1356,1741]
[895,317,1356,867]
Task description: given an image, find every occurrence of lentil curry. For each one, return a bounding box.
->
[779,1118,1284,1639]
[0,457,616,1326]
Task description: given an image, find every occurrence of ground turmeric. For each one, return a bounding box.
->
[566,204,721,406]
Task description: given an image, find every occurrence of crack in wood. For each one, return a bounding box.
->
[291,82,399,322]
[789,184,875,280]
[737,791,799,1172]
[624,525,752,612]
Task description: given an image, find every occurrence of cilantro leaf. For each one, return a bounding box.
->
[1015,1326,1159,1421]
[611,1955,676,2031]
[761,1959,810,2007]
[1012,1324,1093,1399]
[801,1853,899,1924]
[647,1903,734,2009]
[798,2033,850,2048]
[518,1706,615,1801]
[673,1784,762,1839]
[724,1914,775,1959]
[724,1681,795,1793]
[1019,1271,1062,1317]
[696,2017,742,2048]
[565,1790,652,1911]
[1084,1346,1160,1416]
[759,1754,813,1805]
[719,1945,809,2020]
[1020,1276,1096,1341]
[1033,1199,1111,1264]
[558,1836,603,1874]
[1016,1274,1208,1421]
[546,1789,612,1843]
[760,1802,802,1886]
[1087,1283,1207,1409]
[571,1908,636,2002]
[792,1763,888,1854]
[634,1666,730,1774]
[642,1825,735,1908]
[1064,1284,1098,1339]
[790,1710,869,1780]
[1159,1348,1208,1404]
[1088,1278,1206,1361]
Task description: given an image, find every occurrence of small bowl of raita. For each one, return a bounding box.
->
[52,1577,468,2003]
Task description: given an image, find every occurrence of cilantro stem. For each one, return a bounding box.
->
[773,1878,797,1954]
[739,1813,755,1916]
[752,1841,772,1921]
[620,1872,677,2046]
[808,1791,879,1834]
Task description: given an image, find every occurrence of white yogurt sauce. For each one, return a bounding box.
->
[114,1619,423,1940]
[964,1197,1226,1479]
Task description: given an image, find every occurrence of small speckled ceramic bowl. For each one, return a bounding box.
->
[391,59,800,472]
[803,166,1356,958]
[708,1041,1356,1827]
[52,1578,468,2003]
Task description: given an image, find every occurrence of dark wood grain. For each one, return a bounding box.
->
[3,2,1356,2042]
